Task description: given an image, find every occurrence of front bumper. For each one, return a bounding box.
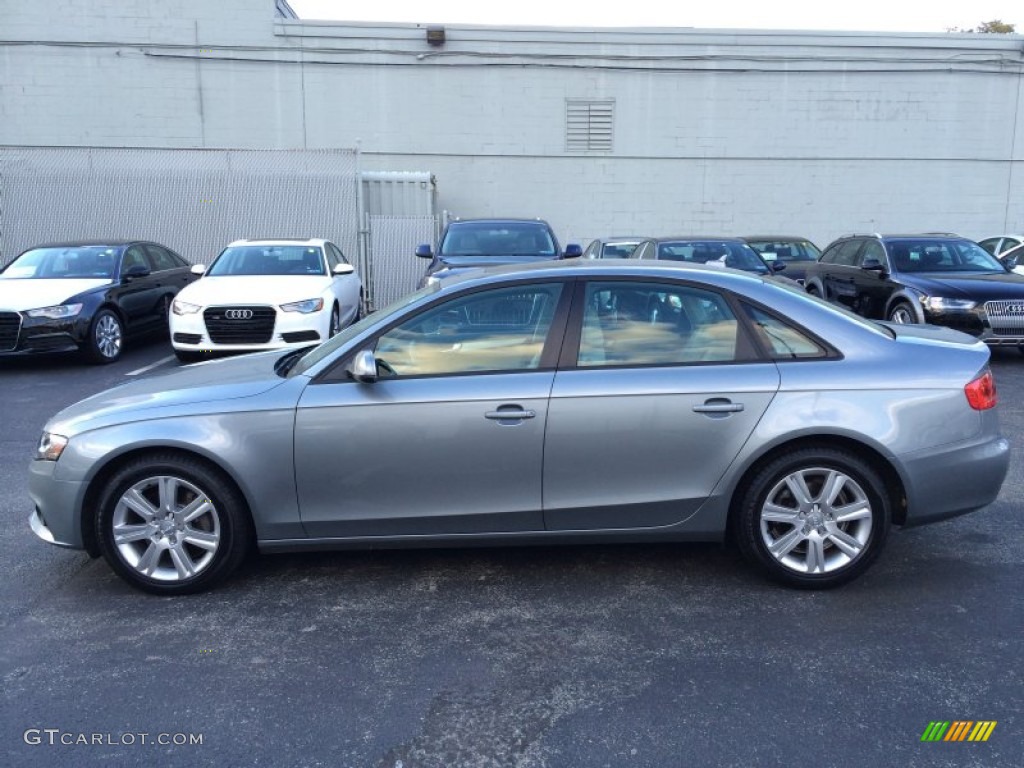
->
[899,432,1010,527]
[170,305,328,352]
[28,458,87,549]
[923,305,1024,346]
[0,310,86,355]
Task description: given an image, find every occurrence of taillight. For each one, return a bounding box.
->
[965,370,997,410]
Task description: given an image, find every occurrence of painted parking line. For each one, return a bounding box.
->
[125,355,175,377]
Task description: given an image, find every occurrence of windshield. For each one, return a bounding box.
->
[1,246,119,279]
[207,245,326,276]
[439,223,557,257]
[746,240,820,263]
[656,240,770,274]
[888,239,1007,273]
[289,285,440,377]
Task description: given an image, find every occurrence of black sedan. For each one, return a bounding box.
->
[0,240,197,363]
[803,233,1024,348]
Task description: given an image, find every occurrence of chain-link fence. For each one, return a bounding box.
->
[367,214,439,308]
[0,147,360,269]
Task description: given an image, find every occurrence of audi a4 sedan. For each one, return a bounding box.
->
[0,240,195,363]
[29,261,1008,594]
[170,238,362,362]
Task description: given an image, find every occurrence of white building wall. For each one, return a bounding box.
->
[2,0,1022,248]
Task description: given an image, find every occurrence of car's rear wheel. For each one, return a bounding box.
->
[734,447,890,589]
[888,302,916,324]
[85,308,124,364]
[95,454,252,594]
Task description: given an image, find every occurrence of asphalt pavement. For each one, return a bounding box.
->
[1,339,1021,768]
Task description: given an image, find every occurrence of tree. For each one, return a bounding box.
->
[947,20,1017,33]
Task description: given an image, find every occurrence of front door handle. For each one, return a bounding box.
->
[485,408,536,421]
[693,400,744,414]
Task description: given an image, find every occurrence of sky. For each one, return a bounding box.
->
[287,1,1020,34]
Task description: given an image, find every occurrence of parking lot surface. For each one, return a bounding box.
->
[2,339,1022,767]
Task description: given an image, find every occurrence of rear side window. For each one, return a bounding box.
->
[743,305,827,359]
[577,281,746,366]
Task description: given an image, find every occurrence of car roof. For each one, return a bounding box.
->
[23,240,137,249]
[435,256,770,288]
[741,235,815,242]
[647,236,746,243]
[448,218,552,226]
[227,238,328,247]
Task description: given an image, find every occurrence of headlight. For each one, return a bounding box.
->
[280,298,324,314]
[923,297,977,310]
[36,432,69,462]
[25,303,83,319]
[172,299,201,315]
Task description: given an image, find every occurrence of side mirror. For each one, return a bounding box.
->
[122,264,151,281]
[190,263,207,275]
[1002,255,1018,270]
[770,261,787,272]
[564,244,583,259]
[347,349,378,383]
[861,258,887,274]
[415,244,434,259]
[332,263,355,275]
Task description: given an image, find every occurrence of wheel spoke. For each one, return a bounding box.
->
[785,473,814,507]
[114,523,153,545]
[832,502,871,523]
[769,528,804,558]
[761,503,801,523]
[179,496,212,525]
[122,488,159,521]
[827,529,865,558]
[822,471,847,507]
[182,528,219,552]
[136,542,162,575]
[157,477,178,513]
[805,537,826,573]
[169,544,196,578]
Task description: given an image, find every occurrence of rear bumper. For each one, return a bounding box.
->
[899,433,1010,527]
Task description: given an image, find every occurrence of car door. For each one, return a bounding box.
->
[820,239,864,310]
[543,279,780,531]
[112,244,164,329]
[144,243,194,321]
[850,240,894,318]
[326,242,360,321]
[293,280,571,538]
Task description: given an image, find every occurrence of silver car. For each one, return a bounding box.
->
[29,261,1009,594]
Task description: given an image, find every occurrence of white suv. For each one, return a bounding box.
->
[170,238,362,362]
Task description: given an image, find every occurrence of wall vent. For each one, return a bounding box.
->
[566,99,614,152]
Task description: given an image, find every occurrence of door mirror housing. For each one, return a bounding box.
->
[861,258,887,274]
[415,244,434,259]
[190,263,207,275]
[121,264,151,281]
[564,244,583,259]
[770,261,787,272]
[347,349,378,383]
[332,262,355,275]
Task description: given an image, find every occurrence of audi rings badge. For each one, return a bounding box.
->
[224,309,254,320]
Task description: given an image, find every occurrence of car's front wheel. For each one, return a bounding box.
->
[734,447,890,589]
[85,308,124,364]
[95,454,252,594]
[329,303,341,337]
[888,302,917,324]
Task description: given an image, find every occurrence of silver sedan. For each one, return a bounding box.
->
[29,261,1010,593]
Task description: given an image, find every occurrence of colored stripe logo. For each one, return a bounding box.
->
[921,721,997,742]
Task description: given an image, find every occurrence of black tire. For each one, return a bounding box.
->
[329,304,341,337]
[95,454,253,595]
[84,308,124,364]
[355,288,366,321]
[806,284,821,298]
[888,301,917,324]
[733,447,890,589]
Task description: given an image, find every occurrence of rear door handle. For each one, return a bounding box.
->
[693,400,744,414]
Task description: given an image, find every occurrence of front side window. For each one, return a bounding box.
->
[374,283,564,377]
[577,281,743,366]
[121,245,150,273]
[860,240,887,267]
